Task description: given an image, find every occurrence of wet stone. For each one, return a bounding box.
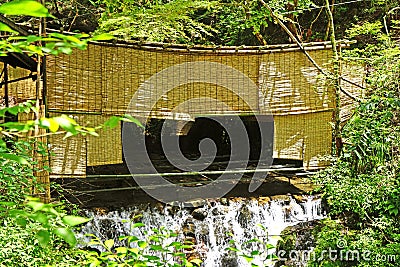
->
[192,208,208,221]
[219,198,229,205]
[183,198,207,208]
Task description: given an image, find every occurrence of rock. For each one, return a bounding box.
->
[211,205,229,216]
[219,198,229,205]
[164,204,180,215]
[270,194,291,202]
[237,204,252,228]
[258,196,271,205]
[192,208,208,221]
[183,219,196,237]
[91,207,109,215]
[154,202,164,213]
[183,198,207,208]
[275,220,322,267]
[293,195,306,202]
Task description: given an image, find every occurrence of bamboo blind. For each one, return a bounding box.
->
[0,62,37,105]
[45,41,359,175]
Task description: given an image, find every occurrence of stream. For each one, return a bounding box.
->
[79,195,324,266]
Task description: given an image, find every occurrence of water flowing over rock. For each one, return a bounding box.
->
[79,195,324,266]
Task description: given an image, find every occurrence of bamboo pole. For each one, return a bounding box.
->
[324,0,342,156]
[34,2,50,203]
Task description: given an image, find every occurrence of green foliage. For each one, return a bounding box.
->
[83,224,201,267]
[226,224,277,267]
[0,0,114,56]
[0,0,53,18]
[311,36,400,266]
[0,197,90,266]
[95,0,317,45]
[96,0,218,43]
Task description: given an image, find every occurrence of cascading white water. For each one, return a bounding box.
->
[79,195,324,266]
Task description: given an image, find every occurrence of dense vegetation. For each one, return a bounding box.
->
[1,0,400,266]
[309,32,400,266]
[43,0,398,45]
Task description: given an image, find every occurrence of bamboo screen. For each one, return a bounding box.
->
[45,41,359,176]
[0,62,37,106]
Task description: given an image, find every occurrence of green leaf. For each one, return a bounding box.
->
[150,245,163,251]
[91,33,115,41]
[58,46,73,55]
[0,139,6,148]
[242,255,254,263]
[0,0,53,17]
[53,227,77,246]
[0,22,17,33]
[26,201,45,212]
[62,215,91,226]
[39,118,59,132]
[37,230,51,247]
[15,217,27,227]
[132,222,145,228]
[30,212,49,226]
[104,116,120,129]
[143,255,160,261]
[251,250,260,256]
[123,115,145,129]
[137,240,147,248]
[0,153,30,165]
[266,244,275,249]
[104,239,114,250]
[115,246,127,254]
[53,115,78,134]
[189,258,202,266]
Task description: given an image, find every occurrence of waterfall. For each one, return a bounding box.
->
[79,195,324,266]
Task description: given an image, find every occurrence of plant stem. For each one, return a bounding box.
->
[325,0,342,157]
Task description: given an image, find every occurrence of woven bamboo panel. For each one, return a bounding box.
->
[259,49,334,115]
[85,115,123,166]
[303,111,333,168]
[273,110,333,168]
[44,42,347,171]
[101,48,192,114]
[0,62,37,104]
[145,83,255,119]
[17,106,50,198]
[273,114,305,160]
[47,113,86,177]
[46,45,103,112]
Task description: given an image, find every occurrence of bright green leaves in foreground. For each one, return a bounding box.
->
[0,0,53,18]
[85,225,202,267]
[0,102,143,166]
[0,0,114,56]
[2,197,91,247]
[226,224,278,266]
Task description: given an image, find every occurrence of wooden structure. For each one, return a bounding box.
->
[1,39,363,180]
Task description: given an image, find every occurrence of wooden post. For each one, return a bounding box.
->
[4,63,8,108]
[33,3,50,203]
[325,0,342,156]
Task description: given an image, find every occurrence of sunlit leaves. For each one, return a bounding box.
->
[0,0,53,18]
[86,224,200,266]
[91,33,115,41]
[0,22,17,33]
[0,152,30,165]
[62,215,92,227]
[104,239,115,250]
[53,227,77,246]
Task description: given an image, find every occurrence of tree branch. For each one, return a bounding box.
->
[259,0,361,102]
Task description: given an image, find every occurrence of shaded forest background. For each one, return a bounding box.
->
[4,0,399,46]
